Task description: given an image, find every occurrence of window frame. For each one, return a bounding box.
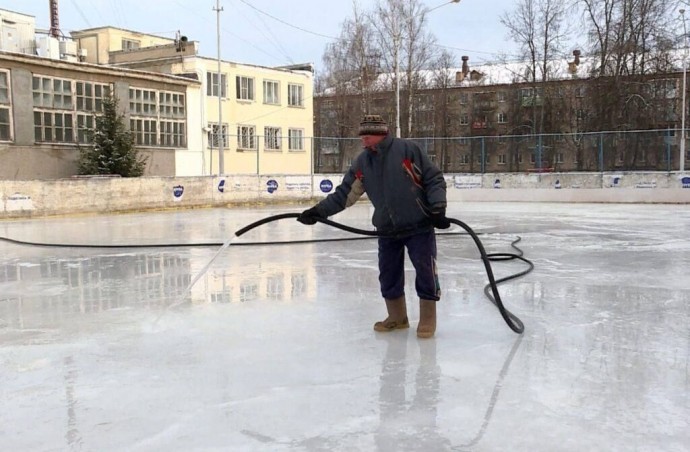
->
[236,76,255,101]
[237,124,257,150]
[263,80,280,105]
[287,83,304,107]
[288,128,304,151]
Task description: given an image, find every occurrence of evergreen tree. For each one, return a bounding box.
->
[78,94,147,177]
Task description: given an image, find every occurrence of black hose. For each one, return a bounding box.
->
[236,213,530,334]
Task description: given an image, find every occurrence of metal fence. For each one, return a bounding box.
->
[313,129,689,173]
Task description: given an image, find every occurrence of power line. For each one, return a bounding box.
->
[236,0,337,40]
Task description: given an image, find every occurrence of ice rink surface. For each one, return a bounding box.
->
[1,202,689,451]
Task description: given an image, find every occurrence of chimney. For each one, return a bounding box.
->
[49,0,60,38]
[461,55,470,77]
[568,50,581,75]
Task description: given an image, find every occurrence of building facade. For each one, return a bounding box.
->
[75,26,314,176]
[314,55,689,174]
[0,50,202,180]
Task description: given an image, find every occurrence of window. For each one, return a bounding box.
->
[32,76,73,109]
[206,72,227,98]
[264,126,281,150]
[76,82,109,112]
[129,87,187,147]
[460,114,469,125]
[459,154,470,164]
[288,83,304,107]
[514,153,523,164]
[76,113,94,143]
[0,71,10,141]
[160,120,186,147]
[554,153,564,164]
[498,91,507,102]
[263,80,280,104]
[288,128,304,150]
[129,88,157,115]
[34,111,74,142]
[207,123,228,148]
[575,85,585,98]
[159,92,186,118]
[476,153,489,164]
[122,39,140,50]
[460,93,469,104]
[498,154,507,164]
[497,112,507,124]
[236,76,255,101]
[237,125,256,150]
[130,118,157,146]
[0,108,10,141]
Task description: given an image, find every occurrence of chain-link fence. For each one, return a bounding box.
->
[313,129,689,173]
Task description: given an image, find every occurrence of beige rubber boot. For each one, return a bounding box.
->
[417,299,437,338]
[373,296,409,332]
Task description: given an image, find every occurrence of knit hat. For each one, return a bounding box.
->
[358,115,389,136]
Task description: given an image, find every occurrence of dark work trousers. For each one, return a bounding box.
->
[377,229,440,301]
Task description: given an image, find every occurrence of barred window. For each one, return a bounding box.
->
[237,125,256,150]
[0,108,10,141]
[207,123,228,148]
[34,111,74,142]
[287,83,304,107]
[288,128,304,151]
[264,126,281,150]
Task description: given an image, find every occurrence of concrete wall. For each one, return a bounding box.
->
[1,172,688,218]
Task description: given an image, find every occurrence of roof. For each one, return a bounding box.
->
[0,50,201,86]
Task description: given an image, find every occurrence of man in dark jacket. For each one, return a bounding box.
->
[298,115,449,338]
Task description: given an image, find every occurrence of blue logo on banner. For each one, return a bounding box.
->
[320,179,334,193]
[267,179,278,194]
[682,176,690,188]
[173,185,184,198]
[218,179,225,193]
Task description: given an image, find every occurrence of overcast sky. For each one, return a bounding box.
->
[3,0,544,72]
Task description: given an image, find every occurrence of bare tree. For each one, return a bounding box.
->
[501,0,569,169]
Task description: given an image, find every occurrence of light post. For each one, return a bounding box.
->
[214,0,224,175]
[681,9,687,173]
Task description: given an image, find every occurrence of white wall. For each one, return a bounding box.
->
[1,172,689,218]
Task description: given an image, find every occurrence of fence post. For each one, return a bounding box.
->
[481,137,486,174]
[598,133,604,172]
[537,134,543,171]
[667,129,672,173]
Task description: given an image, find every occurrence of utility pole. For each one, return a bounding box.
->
[214,0,224,175]
[681,9,688,173]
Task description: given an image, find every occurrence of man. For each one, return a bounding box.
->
[298,114,449,338]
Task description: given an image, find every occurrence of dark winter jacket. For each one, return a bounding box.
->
[315,134,447,234]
